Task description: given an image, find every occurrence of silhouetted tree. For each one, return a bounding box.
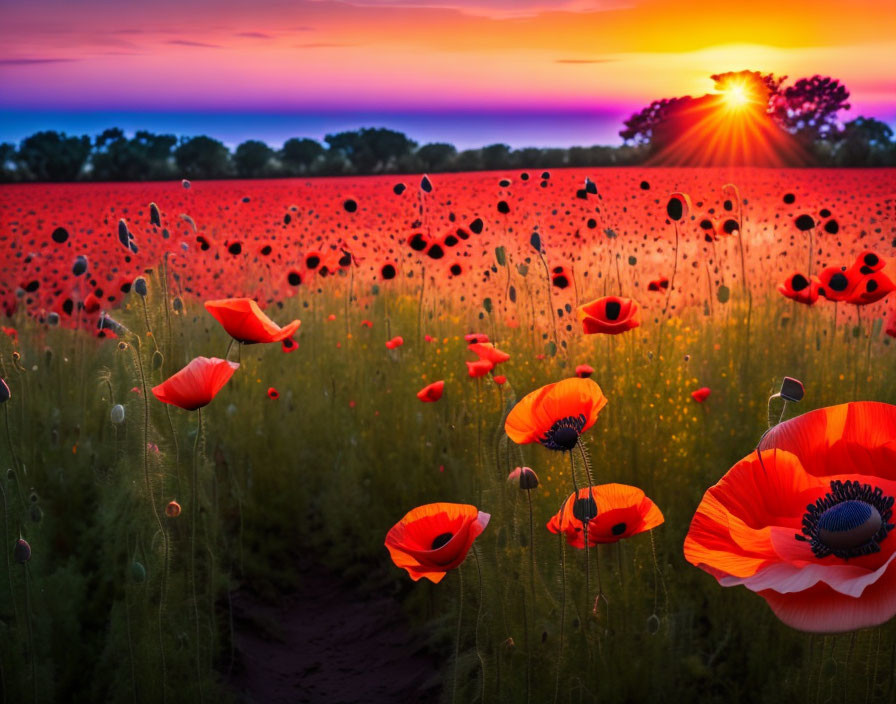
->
[832,117,895,167]
[324,127,417,173]
[16,130,91,181]
[91,128,177,181]
[771,75,850,142]
[481,143,512,170]
[619,96,694,146]
[416,142,457,172]
[174,135,233,179]
[234,140,274,178]
[0,143,17,182]
[280,137,324,175]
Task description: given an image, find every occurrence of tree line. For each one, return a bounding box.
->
[0,128,653,182]
[1,72,893,182]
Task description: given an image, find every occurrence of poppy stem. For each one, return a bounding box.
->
[576,441,594,487]
[0,482,21,682]
[191,407,205,704]
[472,546,486,703]
[553,530,566,704]
[224,338,234,362]
[452,566,464,704]
[132,339,169,703]
[124,533,139,704]
[525,489,536,704]
[22,561,36,704]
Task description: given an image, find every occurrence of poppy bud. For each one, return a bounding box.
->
[182,179,191,189]
[0,378,9,403]
[530,232,542,252]
[134,277,148,297]
[152,350,164,370]
[14,538,31,563]
[73,255,88,276]
[172,297,183,312]
[47,312,59,326]
[30,505,43,523]
[110,404,126,424]
[166,500,181,518]
[131,561,146,583]
[150,202,161,227]
[29,491,39,503]
[780,377,804,403]
[508,466,539,490]
[420,175,433,193]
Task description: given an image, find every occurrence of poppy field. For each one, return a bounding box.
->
[1,167,895,703]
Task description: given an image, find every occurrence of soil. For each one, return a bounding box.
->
[226,567,442,704]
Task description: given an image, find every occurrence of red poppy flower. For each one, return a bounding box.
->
[386,336,404,349]
[577,296,641,335]
[465,333,489,343]
[267,387,279,399]
[468,342,510,365]
[385,503,490,583]
[417,380,444,403]
[493,375,507,385]
[691,387,711,403]
[847,250,886,277]
[575,364,594,378]
[778,273,820,305]
[152,357,239,411]
[816,267,861,303]
[1,326,17,341]
[281,337,298,353]
[847,271,895,306]
[204,298,300,344]
[684,402,896,633]
[361,320,373,328]
[647,277,669,292]
[166,500,181,518]
[466,359,493,378]
[548,484,664,548]
[505,377,607,450]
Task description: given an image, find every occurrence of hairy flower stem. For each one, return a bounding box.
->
[452,567,464,704]
[473,546,486,703]
[132,341,168,703]
[553,531,566,704]
[191,408,205,704]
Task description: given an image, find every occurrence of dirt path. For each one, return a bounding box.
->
[227,568,442,704]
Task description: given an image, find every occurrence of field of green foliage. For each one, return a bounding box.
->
[1,250,894,704]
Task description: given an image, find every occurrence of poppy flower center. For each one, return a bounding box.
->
[797,480,895,560]
[611,522,627,536]
[540,414,586,451]
[791,274,809,292]
[604,301,622,320]
[431,532,453,550]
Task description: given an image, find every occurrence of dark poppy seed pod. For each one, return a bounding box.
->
[0,378,9,403]
[14,538,31,563]
[149,202,161,227]
[530,232,542,252]
[130,561,146,583]
[151,350,164,371]
[29,491,39,503]
[420,175,433,193]
[172,297,183,312]
[666,195,687,221]
[73,255,88,276]
[134,277,148,297]
[47,312,60,326]
[509,466,539,490]
[182,179,191,189]
[30,505,43,524]
[110,404,125,425]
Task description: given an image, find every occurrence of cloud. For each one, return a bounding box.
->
[166,39,222,48]
[315,0,612,19]
[236,31,274,39]
[293,43,357,49]
[0,58,79,65]
[555,58,615,64]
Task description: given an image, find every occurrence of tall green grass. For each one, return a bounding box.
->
[1,251,894,703]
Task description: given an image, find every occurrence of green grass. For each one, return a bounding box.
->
[0,259,894,703]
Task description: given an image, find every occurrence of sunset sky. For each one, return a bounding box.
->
[1,0,894,148]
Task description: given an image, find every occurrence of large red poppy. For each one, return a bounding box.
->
[847,271,895,306]
[385,503,490,583]
[684,402,896,633]
[548,484,664,548]
[151,357,239,411]
[816,267,861,303]
[204,298,300,344]
[417,380,444,402]
[505,377,607,451]
[577,296,640,335]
